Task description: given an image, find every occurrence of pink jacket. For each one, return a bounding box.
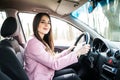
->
[24,36,78,80]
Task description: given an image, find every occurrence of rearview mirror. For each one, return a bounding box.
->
[88,0,97,13]
[88,0,102,13]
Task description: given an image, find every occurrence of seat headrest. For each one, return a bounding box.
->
[0,17,18,37]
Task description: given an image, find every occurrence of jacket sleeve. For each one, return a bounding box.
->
[55,49,71,58]
[25,39,78,70]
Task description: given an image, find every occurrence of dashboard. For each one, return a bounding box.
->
[92,38,120,80]
[93,39,108,53]
[93,38,120,58]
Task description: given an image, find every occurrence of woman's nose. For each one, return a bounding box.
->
[45,22,50,26]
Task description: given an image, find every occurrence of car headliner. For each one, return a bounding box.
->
[0,0,87,16]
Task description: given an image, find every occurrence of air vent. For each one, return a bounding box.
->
[114,50,120,60]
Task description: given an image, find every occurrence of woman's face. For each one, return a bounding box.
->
[38,15,51,38]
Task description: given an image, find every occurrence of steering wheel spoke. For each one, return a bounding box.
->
[74,32,90,49]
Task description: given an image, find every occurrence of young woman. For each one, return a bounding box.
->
[24,13,90,80]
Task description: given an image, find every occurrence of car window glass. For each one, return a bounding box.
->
[19,13,82,46]
[71,1,120,42]
[0,11,7,40]
[51,17,82,46]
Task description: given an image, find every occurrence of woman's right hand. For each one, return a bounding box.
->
[74,43,90,57]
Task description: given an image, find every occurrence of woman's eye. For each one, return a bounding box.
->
[40,21,51,24]
[41,21,45,23]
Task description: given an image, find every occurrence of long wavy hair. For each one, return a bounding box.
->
[33,13,54,52]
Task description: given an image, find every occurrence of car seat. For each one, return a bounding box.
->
[0,17,24,66]
[0,45,29,80]
[0,16,29,80]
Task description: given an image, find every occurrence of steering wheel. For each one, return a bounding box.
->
[72,32,90,51]
[74,32,90,46]
[73,32,97,68]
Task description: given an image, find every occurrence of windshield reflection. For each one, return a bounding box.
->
[71,0,120,42]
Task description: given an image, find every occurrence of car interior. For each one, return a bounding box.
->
[0,0,120,80]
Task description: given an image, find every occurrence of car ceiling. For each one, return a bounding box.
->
[0,0,87,16]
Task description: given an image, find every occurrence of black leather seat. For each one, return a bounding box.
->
[0,17,28,80]
[0,45,28,80]
[54,68,76,77]
[53,73,81,80]
[0,70,12,80]
[0,17,24,66]
[53,68,81,80]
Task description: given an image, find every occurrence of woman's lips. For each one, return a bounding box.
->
[43,28,48,30]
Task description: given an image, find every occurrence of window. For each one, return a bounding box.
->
[19,13,82,46]
[71,1,120,42]
[0,11,7,40]
[51,17,82,46]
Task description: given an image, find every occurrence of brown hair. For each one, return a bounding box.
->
[33,13,54,52]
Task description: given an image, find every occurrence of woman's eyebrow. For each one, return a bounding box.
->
[41,19,49,21]
[41,19,50,23]
[41,19,45,21]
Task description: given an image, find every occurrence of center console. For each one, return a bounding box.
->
[100,58,120,80]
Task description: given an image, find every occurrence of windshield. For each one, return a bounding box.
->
[71,0,120,42]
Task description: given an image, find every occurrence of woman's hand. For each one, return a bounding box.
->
[74,43,90,57]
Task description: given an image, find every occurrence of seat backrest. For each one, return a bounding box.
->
[0,45,29,80]
[0,17,24,66]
